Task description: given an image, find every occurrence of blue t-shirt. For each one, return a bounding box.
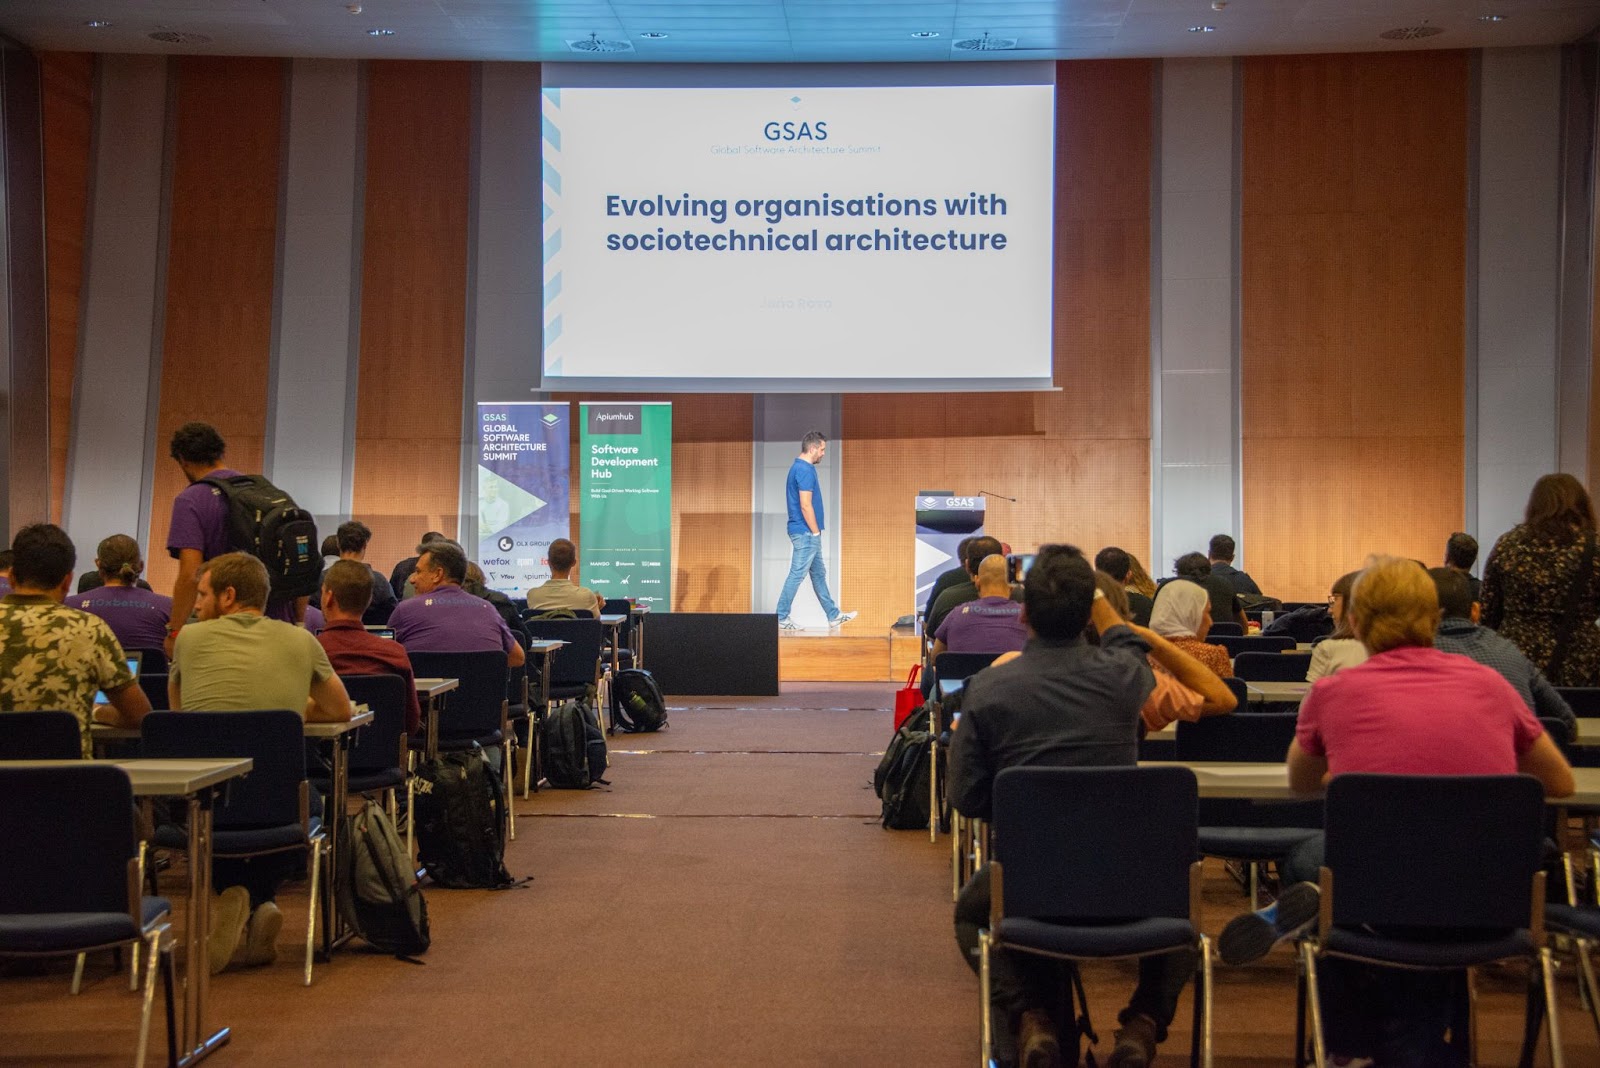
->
[785,458,824,536]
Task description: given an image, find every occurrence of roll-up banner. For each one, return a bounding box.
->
[476,402,571,597]
[579,401,672,609]
[914,494,985,613]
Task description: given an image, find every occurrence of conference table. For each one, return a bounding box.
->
[1244,681,1311,705]
[13,757,253,1066]
[630,603,650,669]
[598,613,628,675]
[1146,760,1600,805]
[414,677,459,759]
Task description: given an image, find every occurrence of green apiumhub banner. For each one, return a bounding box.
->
[578,401,672,610]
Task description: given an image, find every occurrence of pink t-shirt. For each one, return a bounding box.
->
[1296,645,1544,777]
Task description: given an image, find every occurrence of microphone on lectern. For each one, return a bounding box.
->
[979,490,1017,503]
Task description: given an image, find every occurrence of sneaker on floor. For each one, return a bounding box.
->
[779,618,799,632]
[208,886,250,975]
[1016,1009,1061,1068]
[828,611,858,627]
[1105,1013,1158,1068]
[232,901,282,967]
[1218,880,1320,966]
[1330,1057,1375,1067]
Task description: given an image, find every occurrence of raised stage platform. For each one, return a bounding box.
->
[778,630,923,683]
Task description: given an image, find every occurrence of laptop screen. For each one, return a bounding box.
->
[95,652,143,706]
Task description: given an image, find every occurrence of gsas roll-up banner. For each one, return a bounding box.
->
[476,402,571,597]
[579,401,672,609]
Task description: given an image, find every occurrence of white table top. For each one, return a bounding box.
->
[92,708,372,742]
[598,613,627,625]
[414,677,459,697]
[526,639,567,653]
[7,757,253,796]
[1145,760,1600,806]
[1245,681,1312,703]
[1575,718,1600,747]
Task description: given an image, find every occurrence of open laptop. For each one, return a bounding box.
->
[94,651,142,705]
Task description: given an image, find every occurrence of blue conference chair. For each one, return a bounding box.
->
[405,650,515,837]
[1234,651,1312,682]
[981,765,1211,1068]
[1207,635,1296,658]
[1296,774,1556,1068]
[142,710,328,986]
[0,710,83,760]
[321,674,412,852]
[0,764,176,1068]
[1543,904,1600,1048]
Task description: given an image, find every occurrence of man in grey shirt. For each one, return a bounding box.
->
[950,545,1193,1068]
[527,538,605,616]
[1429,567,1575,734]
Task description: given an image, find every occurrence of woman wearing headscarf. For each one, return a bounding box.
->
[1148,578,1233,679]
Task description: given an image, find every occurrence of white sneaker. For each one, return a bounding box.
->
[829,611,858,628]
[779,618,799,632]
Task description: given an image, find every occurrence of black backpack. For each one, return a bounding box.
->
[200,474,322,602]
[612,668,668,733]
[541,698,609,788]
[338,799,430,957]
[876,710,933,830]
[413,747,517,889]
[1263,604,1333,644]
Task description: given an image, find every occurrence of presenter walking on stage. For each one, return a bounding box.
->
[777,432,856,631]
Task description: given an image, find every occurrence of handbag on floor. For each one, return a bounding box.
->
[893,665,923,731]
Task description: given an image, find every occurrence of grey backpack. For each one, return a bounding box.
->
[338,799,430,958]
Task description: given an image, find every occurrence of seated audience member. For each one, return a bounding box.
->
[526,538,605,617]
[1218,557,1573,1065]
[1444,531,1481,604]
[1207,534,1262,596]
[389,530,445,599]
[66,534,173,653]
[1155,551,1248,630]
[170,551,353,974]
[926,535,1015,636]
[303,603,325,634]
[950,546,1194,1068]
[317,559,422,736]
[465,562,529,638]
[925,536,977,618]
[1305,571,1366,681]
[1095,546,1154,626]
[77,569,155,594]
[1430,567,1575,734]
[0,524,149,755]
[390,540,525,668]
[0,548,12,596]
[1094,573,1238,729]
[931,554,1027,657]
[1147,579,1233,679]
[331,520,398,625]
[1126,552,1157,600]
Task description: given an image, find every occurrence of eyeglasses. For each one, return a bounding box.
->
[1326,594,1338,605]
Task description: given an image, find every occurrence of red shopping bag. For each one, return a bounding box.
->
[893,665,922,731]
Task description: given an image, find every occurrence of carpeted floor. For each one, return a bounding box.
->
[1,684,1596,1065]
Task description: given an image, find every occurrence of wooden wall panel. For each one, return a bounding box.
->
[841,60,1154,629]
[40,52,93,525]
[554,392,753,614]
[1240,51,1469,602]
[351,61,472,574]
[146,57,284,593]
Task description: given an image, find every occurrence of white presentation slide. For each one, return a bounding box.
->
[541,69,1056,391]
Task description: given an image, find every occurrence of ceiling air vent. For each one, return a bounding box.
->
[1378,25,1443,41]
[147,30,213,45]
[953,32,1018,52]
[567,33,634,54]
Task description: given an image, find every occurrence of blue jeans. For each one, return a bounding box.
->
[776,531,840,622]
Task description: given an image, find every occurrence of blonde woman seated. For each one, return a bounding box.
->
[1148,579,1233,679]
[1306,570,1368,681]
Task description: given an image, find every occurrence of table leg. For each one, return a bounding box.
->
[425,694,441,762]
[322,736,350,956]
[634,613,645,670]
[179,791,230,1067]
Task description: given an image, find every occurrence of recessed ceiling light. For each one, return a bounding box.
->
[639,31,668,39]
[910,31,940,39]
[1479,13,1507,21]
[1189,25,1216,32]
[367,27,395,36]
[83,19,112,28]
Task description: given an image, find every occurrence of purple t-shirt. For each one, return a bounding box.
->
[67,585,173,652]
[934,595,1028,654]
[304,604,325,634]
[390,584,518,655]
[167,467,294,623]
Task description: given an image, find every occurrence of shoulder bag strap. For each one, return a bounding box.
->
[1545,532,1596,683]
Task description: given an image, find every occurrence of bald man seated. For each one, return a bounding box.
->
[931,554,1027,657]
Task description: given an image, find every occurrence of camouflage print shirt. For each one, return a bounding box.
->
[0,593,134,756]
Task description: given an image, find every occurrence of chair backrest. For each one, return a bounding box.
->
[1223,677,1250,711]
[0,711,84,759]
[404,650,509,737]
[521,619,605,689]
[139,672,171,711]
[1208,634,1296,657]
[140,710,307,828]
[1324,773,1544,931]
[1206,621,1244,637]
[1556,687,1600,717]
[934,651,1000,683]
[1539,717,1573,758]
[1175,712,1299,762]
[0,764,135,916]
[1233,651,1312,681]
[992,765,1198,921]
[338,674,409,772]
[601,599,634,645]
